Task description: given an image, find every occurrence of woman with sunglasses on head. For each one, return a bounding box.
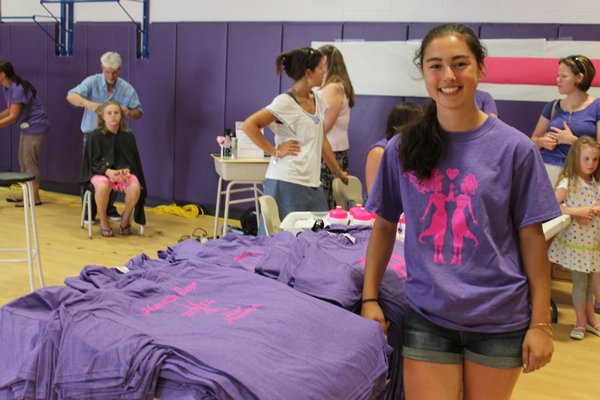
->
[531,55,600,186]
[243,47,348,233]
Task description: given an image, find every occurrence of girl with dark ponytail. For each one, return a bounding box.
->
[362,23,562,399]
[243,47,348,234]
[0,60,49,205]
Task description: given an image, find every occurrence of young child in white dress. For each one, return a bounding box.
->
[548,136,600,340]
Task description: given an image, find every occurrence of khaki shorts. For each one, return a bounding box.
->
[19,133,46,184]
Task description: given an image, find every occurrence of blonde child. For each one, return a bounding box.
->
[548,136,600,340]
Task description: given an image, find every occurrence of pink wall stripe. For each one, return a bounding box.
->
[481,57,600,87]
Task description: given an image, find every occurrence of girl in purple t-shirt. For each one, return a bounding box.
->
[365,102,423,195]
[361,23,561,400]
[0,60,49,205]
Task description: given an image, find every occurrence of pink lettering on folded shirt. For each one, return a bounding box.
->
[173,281,197,296]
[359,253,407,279]
[233,250,265,270]
[223,304,262,325]
[180,299,225,317]
[140,294,179,316]
[388,254,407,279]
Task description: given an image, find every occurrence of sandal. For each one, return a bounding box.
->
[585,323,600,337]
[100,227,114,237]
[6,196,23,203]
[15,201,42,207]
[119,224,132,236]
[570,326,585,340]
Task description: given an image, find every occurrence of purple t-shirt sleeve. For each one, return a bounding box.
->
[475,90,498,115]
[540,100,554,119]
[510,141,561,228]
[7,84,28,106]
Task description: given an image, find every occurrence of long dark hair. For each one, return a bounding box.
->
[319,44,356,107]
[385,102,423,140]
[0,60,37,98]
[400,23,487,179]
[275,47,323,81]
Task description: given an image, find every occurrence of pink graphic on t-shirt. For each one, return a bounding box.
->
[417,170,449,264]
[180,299,225,317]
[223,304,262,325]
[233,250,265,270]
[141,281,198,316]
[388,253,407,279]
[449,174,479,265]
[173,281,197,296]
[408,169,480,265]
[358,253,407,279]
[140,295,179,316]
[138,281,262,325]
[446,168,459,180]
[405,169,440,194]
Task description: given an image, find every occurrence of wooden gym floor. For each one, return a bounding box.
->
[0,188,598,399]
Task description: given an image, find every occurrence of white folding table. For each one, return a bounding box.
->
[211,154,270,239]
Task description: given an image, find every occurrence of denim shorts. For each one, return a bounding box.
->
[402,307,527,369]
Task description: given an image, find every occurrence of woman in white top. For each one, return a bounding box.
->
[243,47,348,231]
[318,45,356,209]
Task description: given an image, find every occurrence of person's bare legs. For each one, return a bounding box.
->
[94,183,112,233]
[586,301,598,327]
[403,359,462,400]
[593,272,600,313]
[463,361,521,400]
[32,182,41,204]
[574,303,588,329]
[120,183,141,231]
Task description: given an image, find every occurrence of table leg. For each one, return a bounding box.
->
[222,181,236,238]
[20,182,35,292]
[253,184,261,231]
[213,177,223,239]
[26,182,44,288]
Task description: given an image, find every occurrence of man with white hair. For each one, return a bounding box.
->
[67,51,143,221]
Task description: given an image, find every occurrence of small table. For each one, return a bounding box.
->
[211,154,270,239]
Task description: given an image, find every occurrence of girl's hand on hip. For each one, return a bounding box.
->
[279,140,300,157]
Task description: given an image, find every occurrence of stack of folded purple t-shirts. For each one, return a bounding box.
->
[0,250,390,399]
[160,227,408,400]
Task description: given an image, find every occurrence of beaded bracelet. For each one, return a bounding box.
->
[361,298,379,304]
[529,322,553,338]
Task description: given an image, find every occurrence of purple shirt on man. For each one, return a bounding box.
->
[367,116,561,332]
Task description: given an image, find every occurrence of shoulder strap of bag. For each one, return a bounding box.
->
[550,99,560,120]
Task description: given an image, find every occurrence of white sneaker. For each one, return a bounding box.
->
[83,219,98,225]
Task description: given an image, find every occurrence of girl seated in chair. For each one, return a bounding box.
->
[80,101,146,237]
